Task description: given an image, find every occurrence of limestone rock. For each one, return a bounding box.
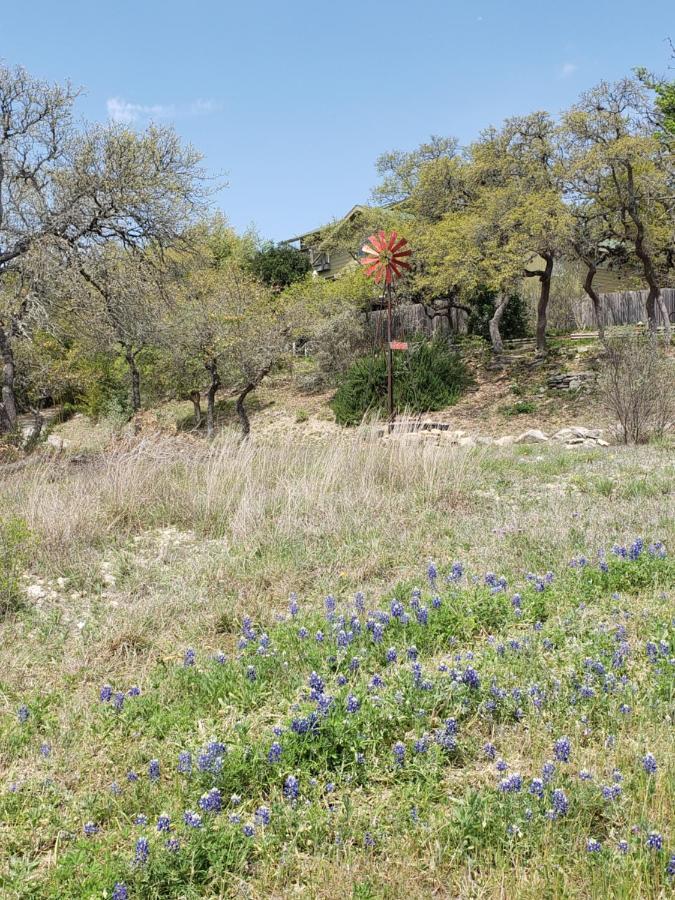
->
[515,429,549,444]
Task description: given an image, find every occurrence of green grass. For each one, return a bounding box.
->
[0,435,673,898]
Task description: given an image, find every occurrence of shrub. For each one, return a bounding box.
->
[331,336,469,426]
[0,517,30,617]
[310,309,372,387]
[598,337,674,444]
[467,288,528,342]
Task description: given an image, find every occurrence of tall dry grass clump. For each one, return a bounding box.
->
[0,431,476,577]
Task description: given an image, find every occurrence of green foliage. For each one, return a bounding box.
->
[249,241,310,289]
[331,337,469,426]
[0,517,30,617]
[466,287,529,342]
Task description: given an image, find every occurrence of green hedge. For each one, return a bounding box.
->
[331,336,469,426]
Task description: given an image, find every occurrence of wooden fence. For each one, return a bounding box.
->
[573,288,675,329]
[367,290,674,340]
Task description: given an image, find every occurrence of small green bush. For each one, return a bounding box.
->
[0,517,30,617]
[331,336,469,426]
[467,287,528,342]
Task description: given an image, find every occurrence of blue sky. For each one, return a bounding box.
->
[2,1,672,240]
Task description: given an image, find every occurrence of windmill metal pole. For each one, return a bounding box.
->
[386,283,394,424]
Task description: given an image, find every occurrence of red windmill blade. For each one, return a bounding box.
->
[360,230,411,286]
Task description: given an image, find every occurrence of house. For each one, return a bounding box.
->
[282,204,400,280]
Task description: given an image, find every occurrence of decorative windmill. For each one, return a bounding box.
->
[360,230,412,420]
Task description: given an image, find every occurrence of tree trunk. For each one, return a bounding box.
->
[189,390,202,428]
[236,384,254,438]
[627,168,669,344]
[583,263,605,342]
[535,254,554,356]
[0,323,18,433]
[488,294,510,355]
[123,347,142,413]
[236,364,272,438]
[205,361,220,440]
[656,294,672,346]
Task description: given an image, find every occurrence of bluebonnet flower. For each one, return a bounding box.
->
[183,810,202,828]
[165,838,180,852]
[213,651,227,664]
[298,627,309,639]
[499,773,523,793]
[134,837,149,864]
[39,742,51,758]
[110,782,122,795]
[364,832,375,848]
[483,742,497,760]
[336,674,347,687]
[447,562,463,583]
[628,538,644,560]
[642,752,657,774]
[617,839,629,854]
[529,778,544,798]
[112,884,128,900]
[229,813,241,824]
[372,623,384,644]
[346,695,360,714]
[385,646,397,665]
[390,599,404,619]
[612,544,627,559]
[354,591,366,613]
[183,648,196,667]
[416,607,428,626]
[602,784,622,801]
[99,685,113,703]
[157,814,171,832]
[127,685,141,697]
[554,737,571,762]
[369,674,385,690]
[148,759,160,781]
[134,814,148,826]
[667,853,675,876]
[113,692,125,711]
[393,741,406,765]
[242,823,255,837]
[289,593,299,617]
[315,630,324,643]
[230,793,241,806]
[284,774,299,800]
[432,595,442,609]
[309,671,324,694]
[495,758,509,773]
[551,789,568,818]
[246,665,257,682]
[586,838,602,853]
[325,595,336,619]
[337,629,349,648]
[462,667,480,689]
[126,770,139,782]
[267,741,282,763]
[542,761,555,783]
[177,751,192,774]
[255,806,271,826]
[646,832,663,851]
[241,616,256,641]
[414,734,430,754]
[83,821,98,835]
[198,788,222,813]
[648,541,666,558]
[410,588,422,610]
[427,562,438,584]
[578,770,593,781]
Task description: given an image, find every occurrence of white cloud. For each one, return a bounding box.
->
[560,62,578,79]
[106,96,221,124]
